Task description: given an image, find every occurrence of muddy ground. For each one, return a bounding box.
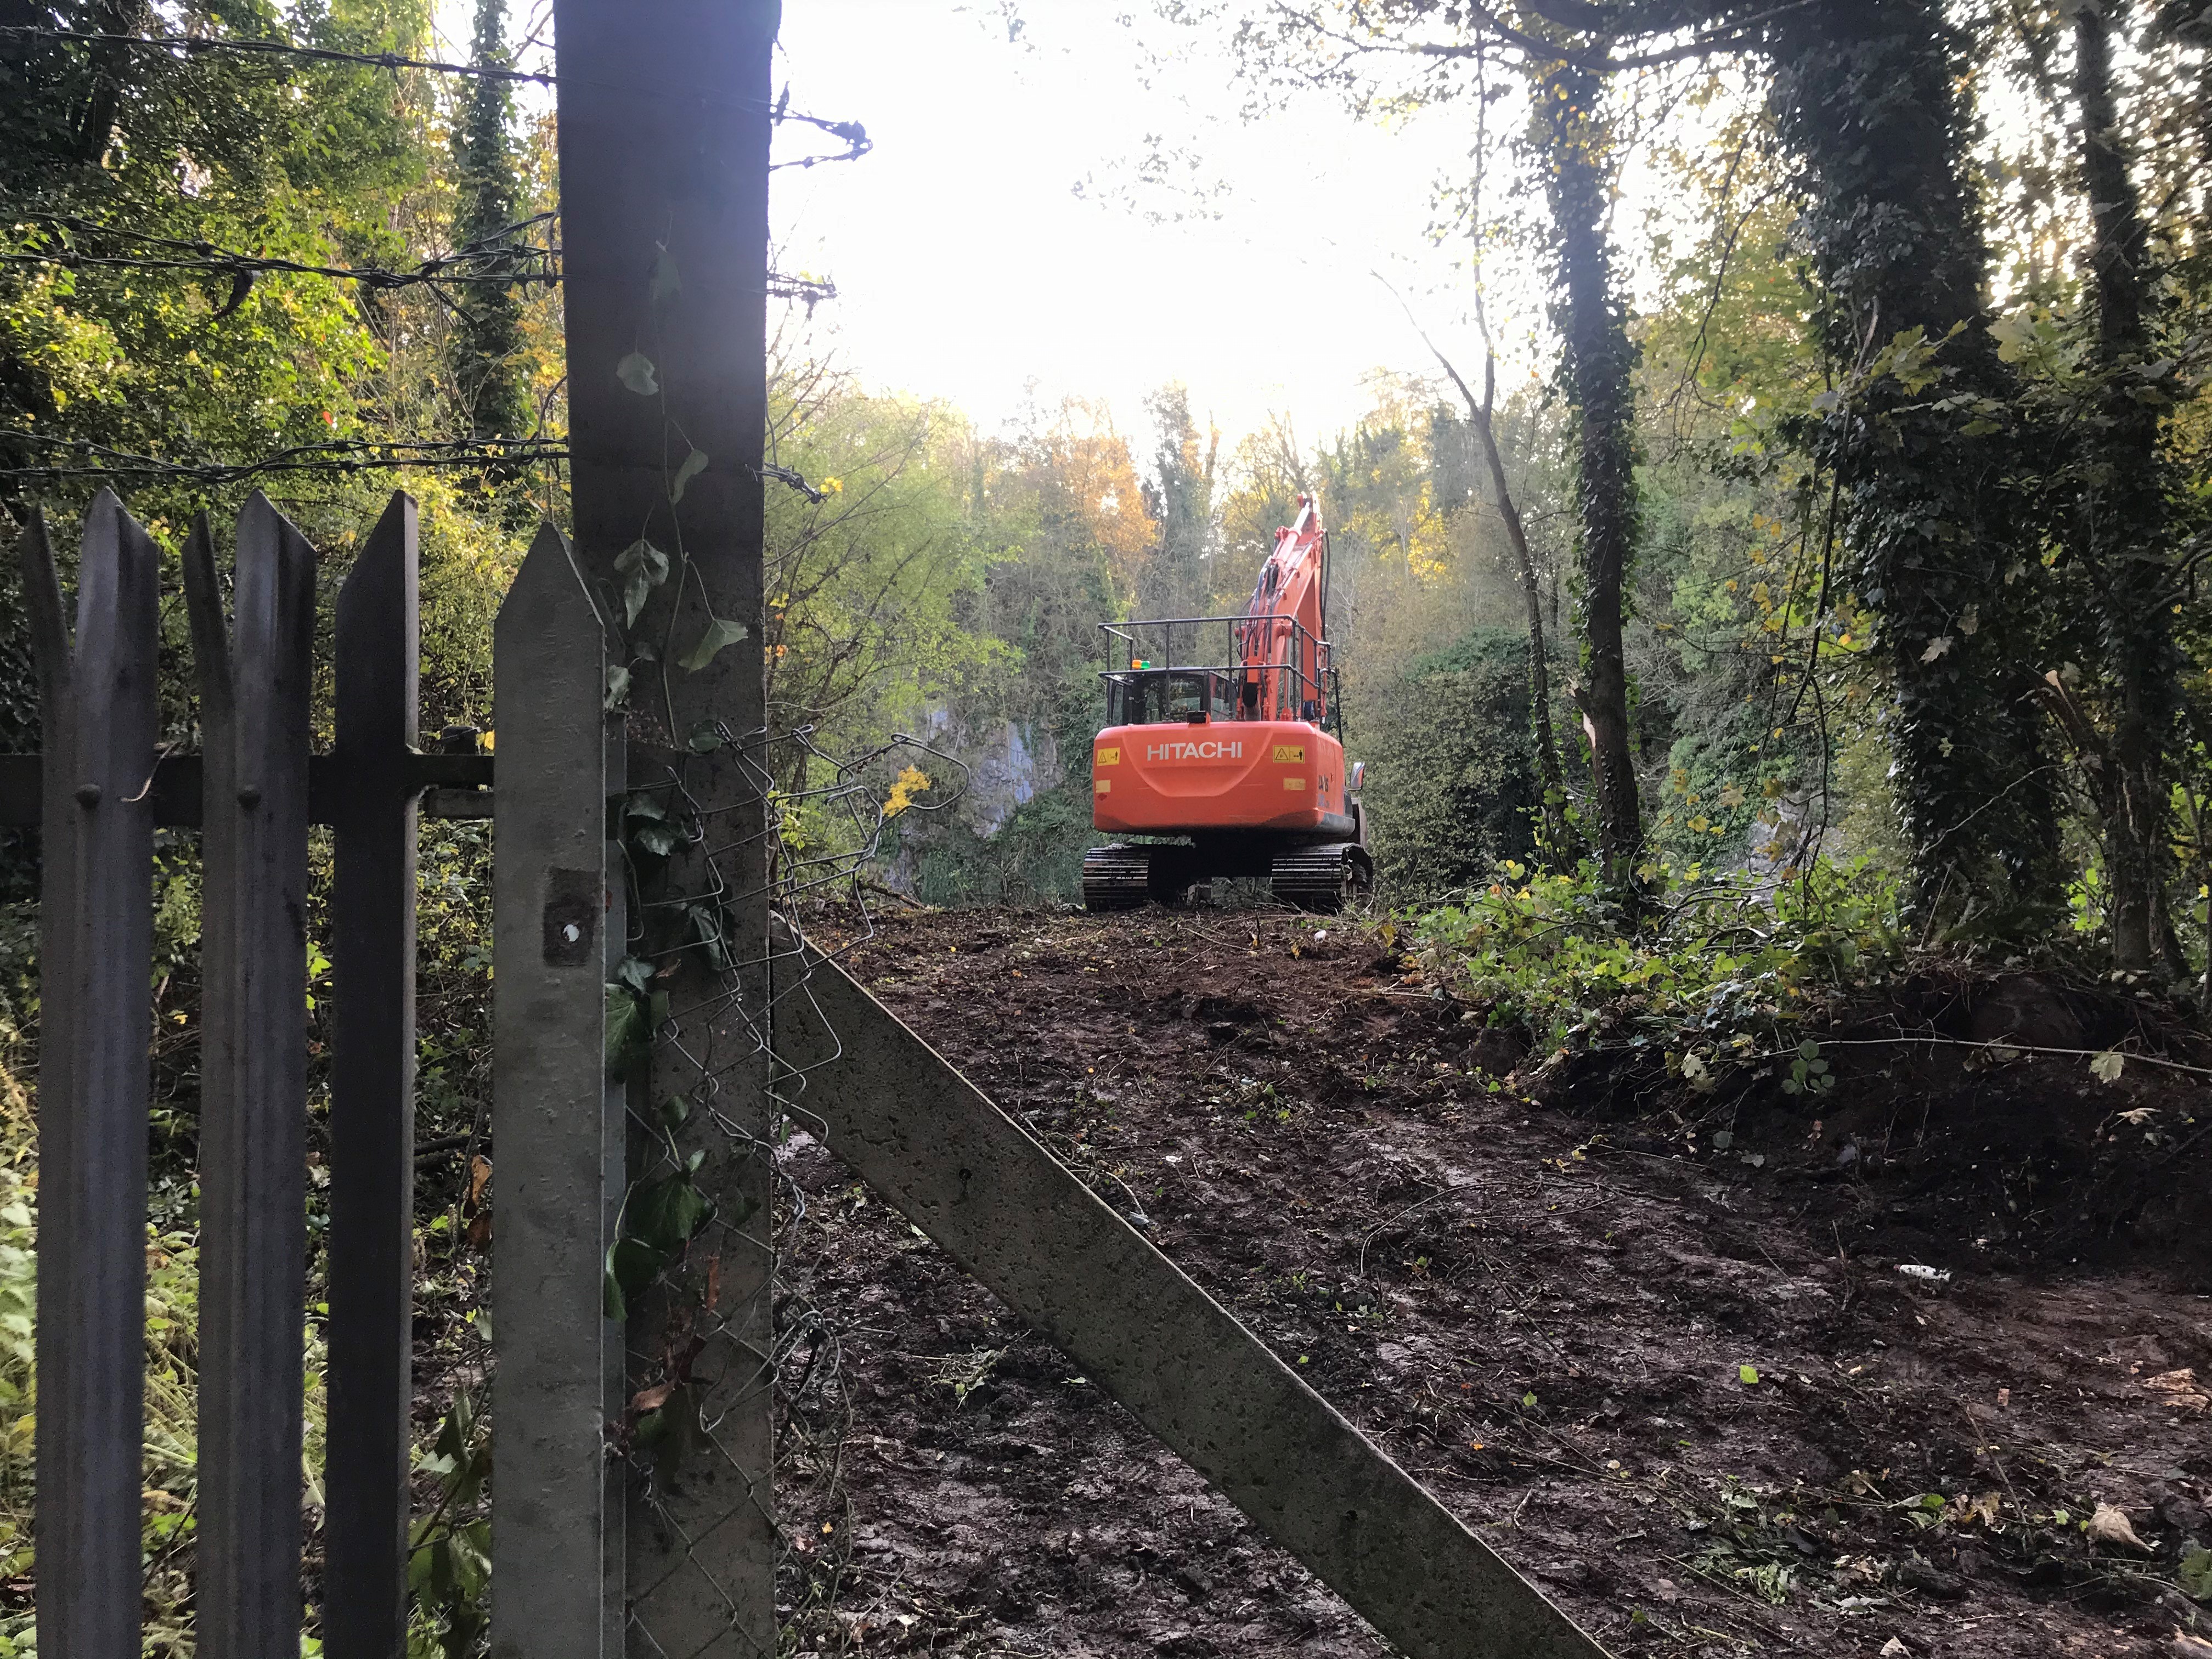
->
[773,908,2212,1659]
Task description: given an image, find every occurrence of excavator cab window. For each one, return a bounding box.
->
[1111,669,1224,725]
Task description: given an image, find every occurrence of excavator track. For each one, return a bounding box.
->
[1082,845,1153,912]
[1268,843,1370,913]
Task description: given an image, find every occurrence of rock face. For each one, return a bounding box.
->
[951,716,1062,838]
[878,710,1068,893]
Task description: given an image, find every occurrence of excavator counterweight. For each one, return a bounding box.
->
[1084,494,1371,912]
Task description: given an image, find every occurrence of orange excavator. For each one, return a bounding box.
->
[1084,493,1372,912]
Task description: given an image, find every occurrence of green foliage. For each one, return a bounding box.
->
[1136,382,1217,617]
[448,0,531,445]
[0,1071,36,1652]
[408,1391,492,1659]
[1360,628,1540,899]
[1410,857,1905,1060]
[763,371,1001,814]
[913,781,1096,907]
[2,1,448,522]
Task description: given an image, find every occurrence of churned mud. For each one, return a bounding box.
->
[774,909,2212,1659]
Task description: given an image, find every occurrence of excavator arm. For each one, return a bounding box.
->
[1235,494,1330,724]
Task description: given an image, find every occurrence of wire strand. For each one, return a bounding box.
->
[0,433,569,484]
[0,22,558,83]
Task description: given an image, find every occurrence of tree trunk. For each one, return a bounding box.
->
[1412,323,1583,868]
[1531,54,1642,893]
[2072,0,2180,972]
[1476,359,1580,868]
[1769,0,2062,930]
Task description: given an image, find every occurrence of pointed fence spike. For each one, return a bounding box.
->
[19,508,72,716]
[179,511,234,729]
[490,522,616,1657]
[36,490,160,1659]
[198,495,316,1658]
[323,490,421,1659]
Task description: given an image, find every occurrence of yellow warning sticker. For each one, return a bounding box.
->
[1283,776,1305,791]
[1096,747,1120,765]
[1094,778,1111,794]
[1272,744,1306,764]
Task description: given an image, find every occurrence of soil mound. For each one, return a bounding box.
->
[1523,964,2212,1282]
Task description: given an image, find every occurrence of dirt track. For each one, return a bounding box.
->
[774,909,2212,1658]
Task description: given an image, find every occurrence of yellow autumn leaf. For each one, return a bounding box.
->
[883,765,931,818]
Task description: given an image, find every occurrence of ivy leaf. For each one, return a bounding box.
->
[649,246,681,306]
[689,901,730,971]
[614,538,670,625]
[1920,635,1953,663]
[679,616,751,672]
[1739,1364,1760,1386]
[603,1237,668,1320]
[2090,1050,2125,1084]
[669,447,709,504]
[616,351,659,396]
[686,720,726,753]
[628,1171,715,1254]
[605,664,632,710]
[606,984,651,1080]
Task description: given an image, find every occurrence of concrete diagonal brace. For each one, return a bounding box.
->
[776,940,1614,1659]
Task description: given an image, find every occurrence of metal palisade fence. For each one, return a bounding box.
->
[5,488,556,1658]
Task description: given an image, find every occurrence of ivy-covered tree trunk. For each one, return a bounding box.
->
[1530,54,1642,893]
[1768,0,2062,930]
[2066,0,2182,971]
[1479,362,1579,869]
[451,0,530,444]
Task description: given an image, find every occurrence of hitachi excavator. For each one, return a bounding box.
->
[1084,494,1372,912]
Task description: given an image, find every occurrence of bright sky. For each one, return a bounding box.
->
[766,2,1518,449]
[431,2,1566,452]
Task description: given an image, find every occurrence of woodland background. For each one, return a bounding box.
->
[0,0,2209,1652]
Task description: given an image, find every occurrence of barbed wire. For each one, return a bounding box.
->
[0,22,560,84]
[0,24,876,163]
[766,93,873,172]
[3,211,560,291]
[766,274,838,311]
[7,214,838,311]
[0,433,568,484]
[759,462,828,504]
[0,249,558,287]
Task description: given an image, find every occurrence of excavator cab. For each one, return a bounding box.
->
[1083,494,1373,912]
[1106,668,1232,726]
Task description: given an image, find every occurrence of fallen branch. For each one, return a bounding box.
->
[1769,1033,2212,1082]
[858,876,927,911]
